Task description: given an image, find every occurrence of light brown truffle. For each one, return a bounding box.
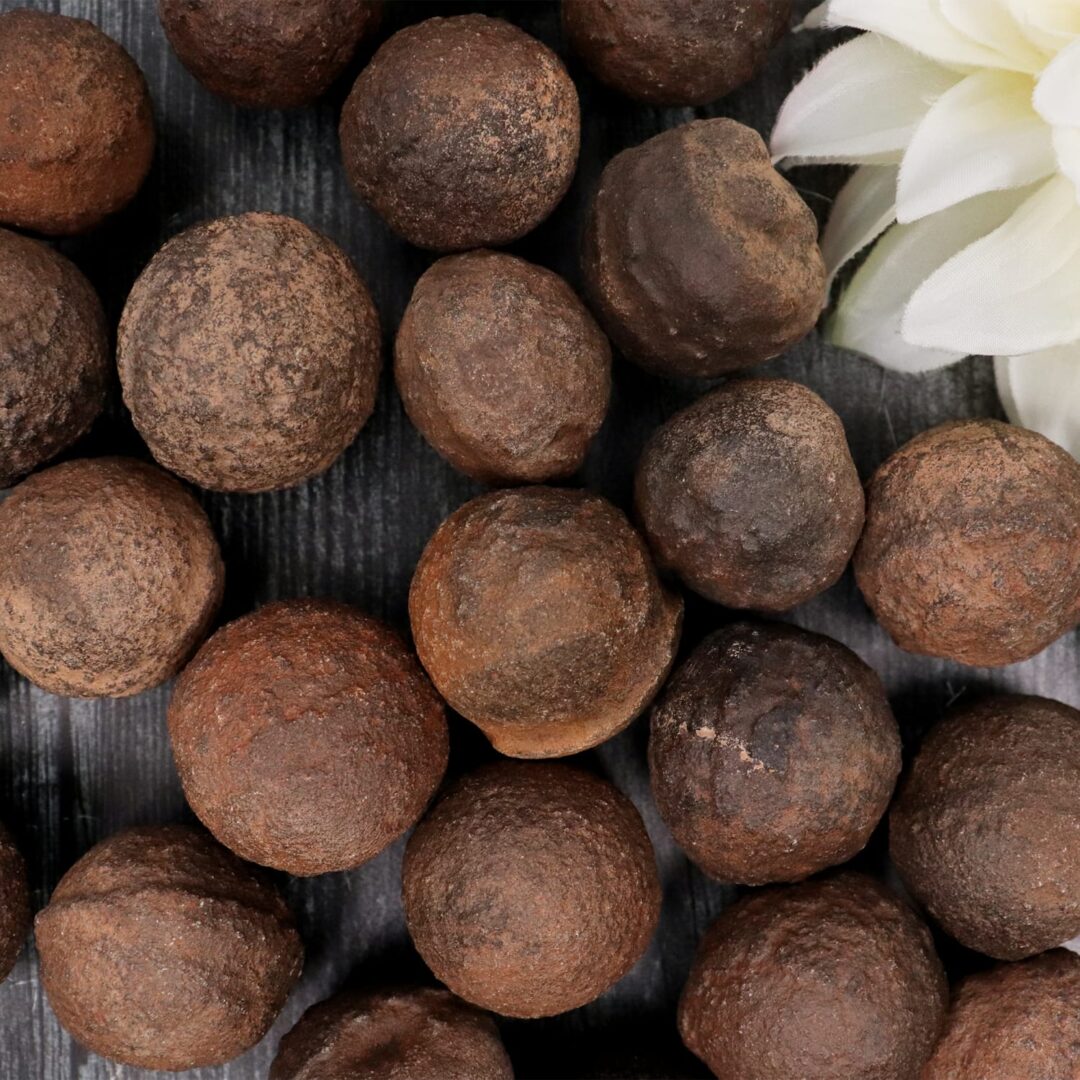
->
[0,822,29,984]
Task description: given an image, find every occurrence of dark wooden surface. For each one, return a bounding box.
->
[1,2,1076,1077]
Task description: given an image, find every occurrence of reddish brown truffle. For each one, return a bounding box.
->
[582,118,825,378]
[395,250,612,484]
[650,622,900,885]
[0,229,109,488]
[635,379,864,610]
[890,694,1080,960]
[0,9,154,234]
[117,212,381,493]
[402,761,661,1018]
[0,822,29,984]
[340,15,580,251]
[409,487,682,758]
[169,599,448,876]
[0,457,223,698]
[679,874,947,1080]
[854,419,1080,666]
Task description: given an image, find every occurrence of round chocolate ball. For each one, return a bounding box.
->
[339,15,580,251]
[650,622,900,885]
[0,822,29,984]
[0,228,109,488]
[118,212,381,493]
[635,379,864,610]
[0,9,154,234]
[562,0,791,106]
[409,487,682,758]
[854,419,1080,666]
[169,599,449,876]
[270,987,514,1080]
[679,873,947,1080]
[159,0,382,108]
[0,457,223,698]
[890,694,1080,960]
[582,118,825,378]
[402,761,661,1018]
[35,825,302,1070]
[395,250,611,484]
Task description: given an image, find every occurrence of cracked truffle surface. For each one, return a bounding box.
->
[0,823,29,985]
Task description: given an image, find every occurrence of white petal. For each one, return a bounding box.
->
[1053,126,1080,195]
[1034,37,1080,127]
[1009,0,1080,50]
[940,0,1047,73]
[995,347,1080,457]
[821,166,898,282]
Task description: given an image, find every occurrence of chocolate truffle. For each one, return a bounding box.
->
[270,987,514,1080]
[0,822,29,984]
[635,379,864,610]
[582,118,825,378]
[650,622,900,885]
[0,9,154,234]
[0,229,109,488]
[118,212,381,493]
[562,0,791,106]
[410,487,682,757]
[403,761,661,1018]
[0,457,223,698]
[169,599,448,876]
[679,874,947,1080]
[890,694,1080,960]
[340,15,580,251]
[854,419,1080,666]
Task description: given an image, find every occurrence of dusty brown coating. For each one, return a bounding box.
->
[0,229,109,488]
[409,487,682,758]
[402,761,661,1018]
[117,212,381,493]
[854,419,1080,666]
[650,622,900,885]
[582,118,825,379]
[395,250,611,484]
[0,9,154,234]
[679,873,947,1080]
[890,695,1080,961]
[0,457,224,698]
[169,599,449,876]
[0,822,29,984]
[340,15,580,251]
[635,379,864,610]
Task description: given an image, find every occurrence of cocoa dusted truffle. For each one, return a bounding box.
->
[396,251,611,484]
[118,212,381,493]
[650,622,900,885]
[0,457,223,698]
[0,823,29,984]
[403,761,661,1018]
[890,694,1080,960]
[340,15,580,251]
[679,874,947,1080]
[410,487,682,757]
[582,119,825,378]
[35,825,302,1070]
[855,419,1080,666]
[169,599,448,876]
[635,379,863,610]
[0,10,154,234]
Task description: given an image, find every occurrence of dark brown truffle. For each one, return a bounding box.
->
[890,694,1080,960]
[582,118,825,378]
[635,379,864,610]
[169,599,448,876]
[270,986,514,1080]
[410,487,682,758]
[339,15,580,251]
[0,457,223,698]
[0,228,109,488]
[117,212,381,493]
[0,9,154,234]
[35,825,303,1070]
[854,419,1080,666]
[562,0,791,106]
[679,873,947,1080]
[650,622,900,885]
[395,250,612,484]
[0,822,29,984]
[402,761,661,1018]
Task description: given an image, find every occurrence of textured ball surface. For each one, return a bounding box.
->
[0,823,29,985]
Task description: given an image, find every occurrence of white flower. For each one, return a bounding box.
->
[771,0,1080,456]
